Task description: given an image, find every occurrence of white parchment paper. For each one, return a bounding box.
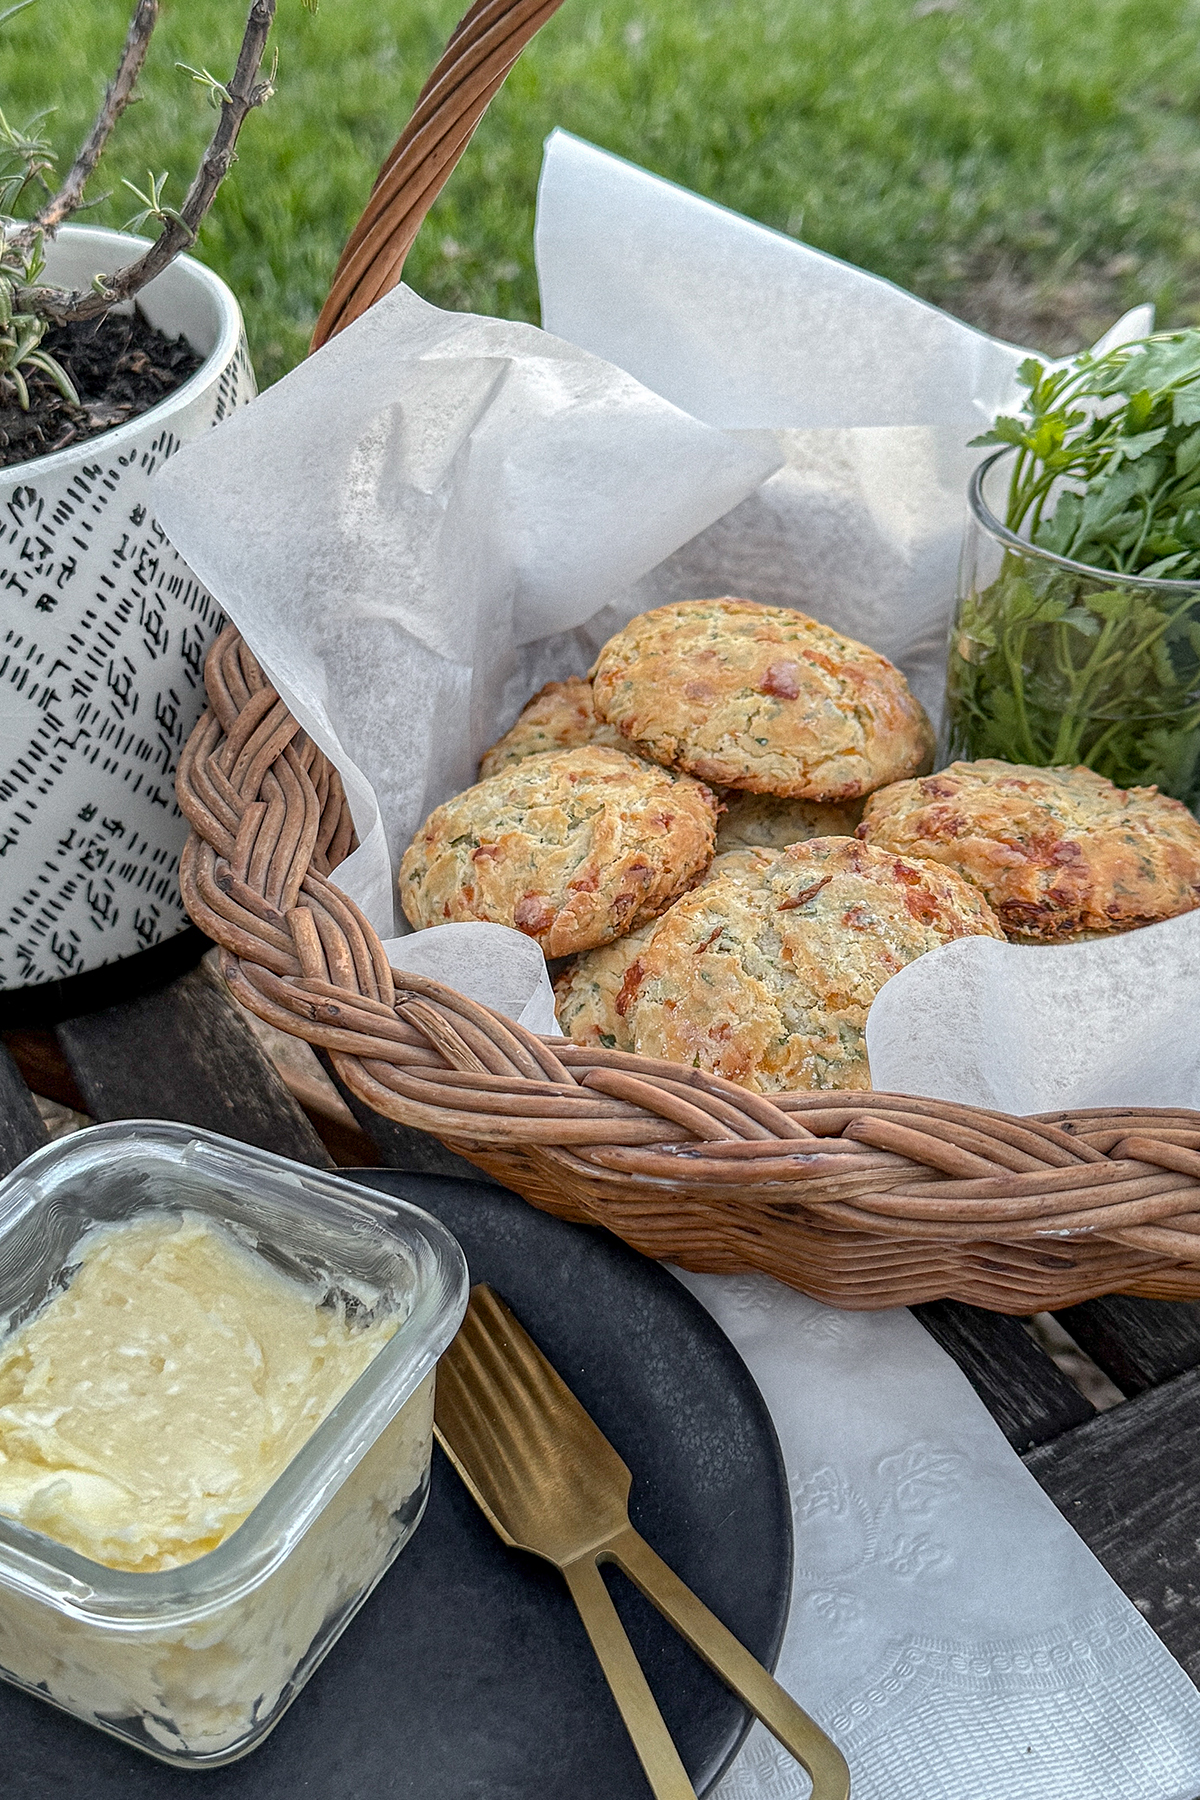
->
[151,135,1200,1795]
[867,907,1200,1111]
[378,922,560,1036]
[535,130,1153,722]
[154,287,779,939]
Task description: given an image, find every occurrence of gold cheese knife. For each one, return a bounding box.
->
[433,1283,851,1800]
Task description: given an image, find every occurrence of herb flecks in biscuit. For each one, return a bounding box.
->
[605,836,1003,1093]
[859,760,1200,941]
[479,677,626,779]
[399,746,718,958]
[715,790,862,853]
[553,919,658,1052]
[590,597,934,801]
[553,849,779,1049]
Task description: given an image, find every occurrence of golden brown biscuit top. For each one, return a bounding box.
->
[398,745,718,959]
[551,848,781,1051]
[613,835,1004,1093]
[699,847,783,882]
[478,677,625,779]
[859,759,1200,940]
[589,597,934,801]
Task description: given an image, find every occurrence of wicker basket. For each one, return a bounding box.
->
[177,0,1200,1314]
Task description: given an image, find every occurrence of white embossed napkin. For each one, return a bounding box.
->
[672,1270,1200,1800]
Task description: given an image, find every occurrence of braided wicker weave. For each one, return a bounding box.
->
[177,0,1200,1312]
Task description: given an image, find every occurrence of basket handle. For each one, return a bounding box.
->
[311,0,568,348]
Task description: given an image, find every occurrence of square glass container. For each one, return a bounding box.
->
[0,1120,468,1767]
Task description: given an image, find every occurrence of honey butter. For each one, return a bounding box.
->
[0,1212,398,1572]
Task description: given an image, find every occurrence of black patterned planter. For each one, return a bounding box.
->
[0,226,254,993]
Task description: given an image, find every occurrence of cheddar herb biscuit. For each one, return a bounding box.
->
[399,746,718,958]
[610,836,1004,1093]
[590,598,934,800]
[552,918,658,1053]
[479,677,625,779]
[553,849,778,1050]
[715,790,862,853]
[859,760,1200,941]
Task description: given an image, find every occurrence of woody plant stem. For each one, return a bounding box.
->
[16,0,276,325]
[11,0,161,248]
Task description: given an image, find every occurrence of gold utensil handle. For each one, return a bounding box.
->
[563,1556,699,1800]
[606,1525,852,1800]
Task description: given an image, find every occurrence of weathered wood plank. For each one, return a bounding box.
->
[0,1042,47,1176]
[1024,1368,1200,1684]
[913,1299,1096,1452]
[1055,1296,1200,1396]
[57,962,331,1168]
[4,1028,89,1116]
[263,1060,379,1168]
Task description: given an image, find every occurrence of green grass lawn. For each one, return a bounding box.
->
[6,0,1200,387]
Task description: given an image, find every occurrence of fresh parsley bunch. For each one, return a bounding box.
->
[975,331,1200,579]
[944,333,1200,806]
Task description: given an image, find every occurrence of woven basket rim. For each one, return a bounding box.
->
[175,623,1200,1311]
[176,0,1200,1310]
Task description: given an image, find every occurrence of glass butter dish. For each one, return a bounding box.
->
[0,1121,468,1767]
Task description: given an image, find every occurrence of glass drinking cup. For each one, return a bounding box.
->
[943,448,1200,807]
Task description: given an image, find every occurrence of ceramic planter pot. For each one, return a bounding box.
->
[0,226,254,991]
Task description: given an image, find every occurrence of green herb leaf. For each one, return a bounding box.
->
[994,329,1200,582]
[970,414,1028,449]
[1140,552,1192,578]
[1113,426,1168,460]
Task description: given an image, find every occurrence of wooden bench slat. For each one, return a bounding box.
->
[3,1029,89,1117]
[913,1300,1096,1452]
[1024,1368,1200,1684]
[56,962,332,1169]
[0,1042,47,1177]
[1054,1296,1200,1396]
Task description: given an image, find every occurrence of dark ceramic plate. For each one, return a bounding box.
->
[4,1168,791,1800]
